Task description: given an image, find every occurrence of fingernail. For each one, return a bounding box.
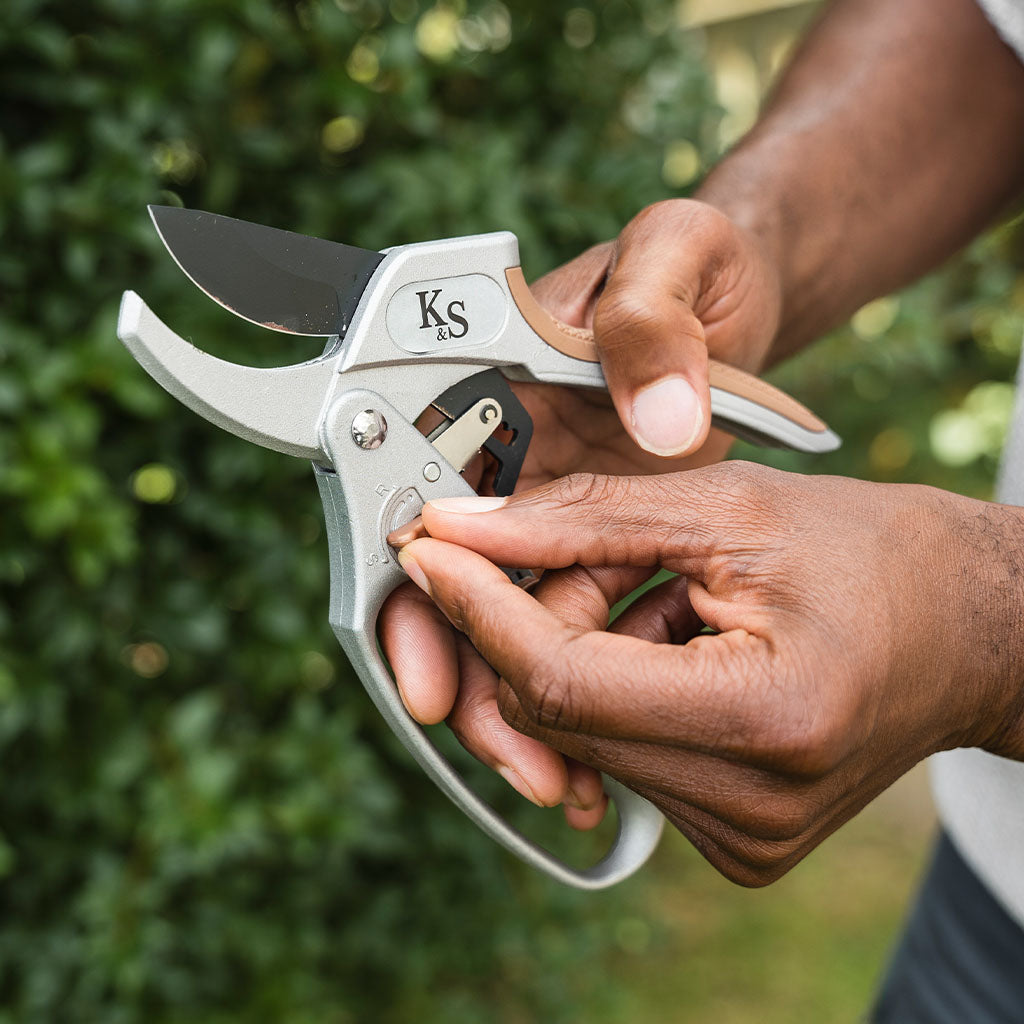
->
[396,549,431,596]
[497,764,542,806]
[630,376,704,456]
[427,495,508,515]
[387,516,428,548]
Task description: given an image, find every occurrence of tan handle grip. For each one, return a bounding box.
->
[505,267,828,435]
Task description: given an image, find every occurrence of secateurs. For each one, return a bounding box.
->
[117,207,839,889]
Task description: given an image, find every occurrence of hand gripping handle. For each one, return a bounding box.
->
[504,268,840,454]
[316,389,665,889]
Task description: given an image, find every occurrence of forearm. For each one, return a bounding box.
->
[953,495,1024,760]
[697,0,1024,361]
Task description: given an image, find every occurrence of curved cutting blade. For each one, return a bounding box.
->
[149,206,385,337]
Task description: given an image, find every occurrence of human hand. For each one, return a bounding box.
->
[390,464,1024,884]
[520,198,783,475]
[380,201,784,819]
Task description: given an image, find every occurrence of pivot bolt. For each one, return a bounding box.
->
[351,409,387,450]
[423,462,441,483]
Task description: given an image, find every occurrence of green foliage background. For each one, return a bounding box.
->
[1,0,1022,1021]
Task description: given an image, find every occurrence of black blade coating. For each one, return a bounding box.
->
[149,206,385,337]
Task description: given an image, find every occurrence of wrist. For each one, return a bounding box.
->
[943,495,1024,760]
[694,132,879,362]
[695,162,787,281]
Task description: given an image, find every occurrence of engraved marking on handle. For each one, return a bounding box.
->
[386,274,508,354]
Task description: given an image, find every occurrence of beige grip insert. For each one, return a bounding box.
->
[505,267,826,434]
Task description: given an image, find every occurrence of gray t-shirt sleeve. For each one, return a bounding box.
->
[977,0,1024,62]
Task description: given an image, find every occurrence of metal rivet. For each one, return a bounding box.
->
[423,462,441,482]
[351,409,387,450]
[480,403,499,423]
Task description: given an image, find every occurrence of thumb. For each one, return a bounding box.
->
[528,241,613,326]
[595,265,710,459]
[595,205,715,457]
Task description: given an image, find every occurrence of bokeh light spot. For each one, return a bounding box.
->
[416,6,459,61]
[869,427,913,473]
[852,297,899,339]
[930,410,984,466]
[124,642,170,679]
[564,8,596,49]
[301,651,335,690]
[346,42,380,84]
[662,139,700,188]
[132,463,177,504]
[930,380,1014,466]
[151,139,204,185]
[322,115,365,153]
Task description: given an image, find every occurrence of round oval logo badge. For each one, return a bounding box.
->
[385,273,508,354]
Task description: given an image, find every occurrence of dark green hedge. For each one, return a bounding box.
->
[0,2,719,1020]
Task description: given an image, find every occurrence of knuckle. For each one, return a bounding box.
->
[516,637,589,733]
[593,290,677,355]
[723,832,805,884]
[723,856,797,888]
[440,591,469,634]
[548,472,632,525]
[705,459,768,508]
[723,637,853,779]
[663,808,803,888]
[495,681,537,737]
[622,198,676,232]
[704,853,784,889]
[737,791,820,842]
[454,588,509,658]
[548,471,601,508]
[683,463,794,581]
[516,659,565,729]
[619,199,733,259]
[620,198,700,244]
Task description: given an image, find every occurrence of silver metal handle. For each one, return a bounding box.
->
[118,294,664,887]
[316,390,665,889]
[332,585,665,889]
[327,235,841,456]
